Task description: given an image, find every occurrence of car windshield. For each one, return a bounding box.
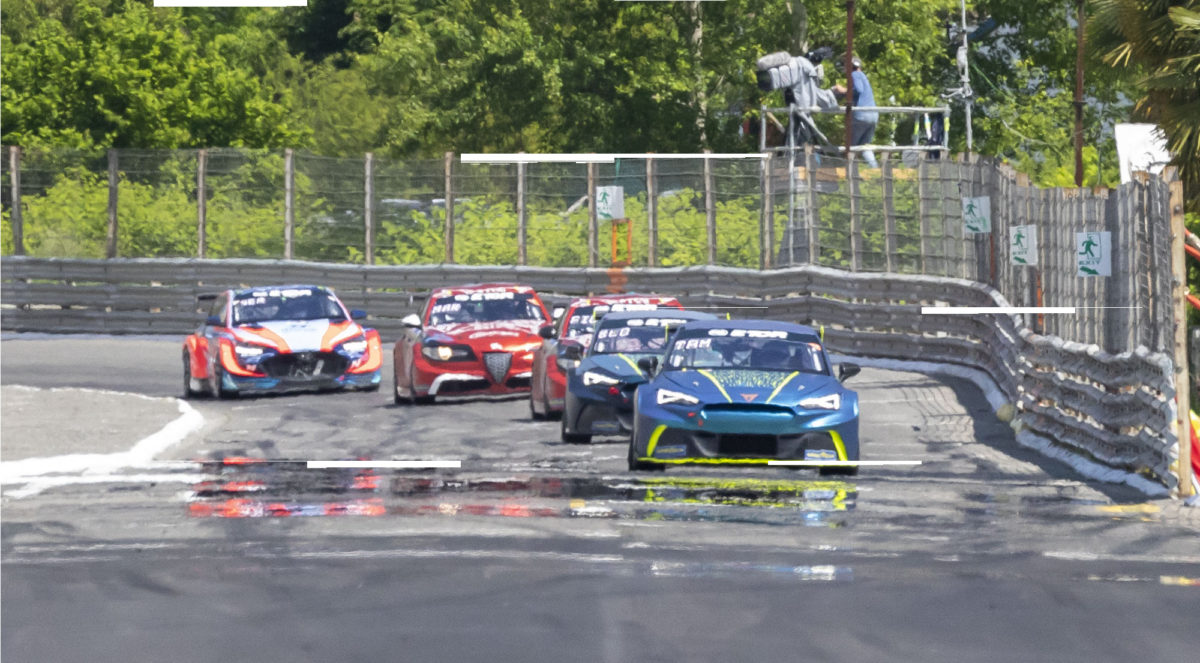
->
[589,316,691,355]
[665,328,827,373]
[428,293,544,325]
[566,303,672,338]
[231,288,345,325]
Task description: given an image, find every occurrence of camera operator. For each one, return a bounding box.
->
[832,56,879,168]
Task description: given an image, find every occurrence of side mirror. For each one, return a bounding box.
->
[551,307,565,320]
[637,356,659,374]
[350,309,368,321]
[560,344,583,361]
[538,325,556,340]
[838,363,861,382]
[205,315,223,327]
[401,313,422,329]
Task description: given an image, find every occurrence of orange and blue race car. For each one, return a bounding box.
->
[529,294,682,420]
[182,285,383,398]
[393,283,551,404]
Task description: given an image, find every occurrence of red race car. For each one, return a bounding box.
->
[394,284,552,404]
[529,294,682,420]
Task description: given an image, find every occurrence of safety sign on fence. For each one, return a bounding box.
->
[1076,231,1111,276]
[1010,225,1037,266]
[597,186,625,220]
[962,196,991,234]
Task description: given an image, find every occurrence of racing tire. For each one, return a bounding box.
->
[211,365,238,400]
[560,416,591,445]
[530,394,545,421]
[627,441,665,473]
[393,371,406,405]
[183,354,205,399]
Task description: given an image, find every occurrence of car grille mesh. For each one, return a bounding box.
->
[483,352,512,384]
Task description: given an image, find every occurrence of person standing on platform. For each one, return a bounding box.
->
[833,56,879,168]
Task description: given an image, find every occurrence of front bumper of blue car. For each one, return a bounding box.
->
[631,404,858,465]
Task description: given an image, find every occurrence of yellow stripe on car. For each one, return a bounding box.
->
[616,353,643,376]
[645,424,667,457]
[696,369,732,402]
[766,371,800,403]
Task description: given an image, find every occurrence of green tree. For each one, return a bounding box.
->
[1090,0,1200,212]
[0,1,308,149]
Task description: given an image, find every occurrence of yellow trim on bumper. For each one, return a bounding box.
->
[645,424,667,457]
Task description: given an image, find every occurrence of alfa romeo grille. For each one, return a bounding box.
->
[483,352,512,384]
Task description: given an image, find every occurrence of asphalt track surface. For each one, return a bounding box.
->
[2,335,1198,662]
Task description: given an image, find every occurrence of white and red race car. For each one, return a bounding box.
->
[183,285,382,398]
[393,283,552,403]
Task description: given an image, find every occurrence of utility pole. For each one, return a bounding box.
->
[845,1,856,156]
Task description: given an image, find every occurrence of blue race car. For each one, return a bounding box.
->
[627,319,861,475]
[560,310,717,444]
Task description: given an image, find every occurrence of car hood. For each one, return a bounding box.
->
[425,320,545,350]
[579,353,651,383]
[231,319,363,353]
[657,368,839,405]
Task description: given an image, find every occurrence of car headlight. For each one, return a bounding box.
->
[235,344,266,359]
[656,388,699,405]
[421,344,473,361]
[583,371,620,386]
[798,393,841,410]
[340,338,368,354]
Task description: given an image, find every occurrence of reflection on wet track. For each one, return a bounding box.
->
[185,457,856,526]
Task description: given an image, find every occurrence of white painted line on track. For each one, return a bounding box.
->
[306,460,462,469]
[2,388,205,498]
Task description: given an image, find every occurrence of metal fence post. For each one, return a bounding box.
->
[848,152,861,272]
[106,149,118,259]
[761,153,773,270]
[804,144,817,265]
[284,148,295,260]
[882,153,896,273]
[8,146,23,256]
[646,156,657,267]
[587,161,597,268]
[918,152,929,274]
[364,152,374,265]
[704,149,715,265]
[196,149,207,259]
[444,151,455,264]
[517,154,526,265]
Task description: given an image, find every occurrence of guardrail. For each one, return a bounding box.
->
[0,256,1178,491]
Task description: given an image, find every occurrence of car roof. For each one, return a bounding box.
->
[566,294,680,307]
[677,318,821,338]
[430,283,536,298]
[231,285,331,297]
[597,310,717,323]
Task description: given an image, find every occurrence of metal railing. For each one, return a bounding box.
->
[0,146,1179,354]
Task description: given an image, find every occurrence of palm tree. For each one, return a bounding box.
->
[1090,0,1200,212]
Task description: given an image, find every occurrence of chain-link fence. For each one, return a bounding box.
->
[1,146,1178,353]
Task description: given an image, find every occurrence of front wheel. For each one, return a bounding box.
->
[211,365,237,400]
[560,416,591,444]
[627,441,664,472]
[183,353,204,399]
